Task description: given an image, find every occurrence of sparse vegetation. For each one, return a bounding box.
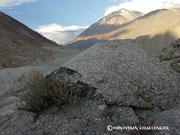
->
[20,71,75,112]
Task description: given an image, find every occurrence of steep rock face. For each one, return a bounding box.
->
[65,9,143,48]
[63,40,180,110]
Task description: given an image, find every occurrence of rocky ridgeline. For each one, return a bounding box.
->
[0,41,180,135]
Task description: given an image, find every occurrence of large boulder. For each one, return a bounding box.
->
[60,40,180,110]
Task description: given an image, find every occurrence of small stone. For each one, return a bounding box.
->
[98,104,108,111]
[95,117,102,121]
[48,126,51,129]
[36,120,40,125]
[64,120,68,122]
[77,130,85,135]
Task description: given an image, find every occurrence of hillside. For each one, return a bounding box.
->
[65,9,144,48]
[0,11,81,69]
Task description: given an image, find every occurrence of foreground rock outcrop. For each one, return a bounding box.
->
[63,40,180,110]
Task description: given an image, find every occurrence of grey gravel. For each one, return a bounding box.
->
[63,40,180,110]
[0,66,36,97]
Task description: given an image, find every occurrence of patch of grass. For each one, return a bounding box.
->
[20,71,75,112]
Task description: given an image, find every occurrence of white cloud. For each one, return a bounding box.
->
[105,0,180,15]
[36,23,88,44]
[0,0,35,8]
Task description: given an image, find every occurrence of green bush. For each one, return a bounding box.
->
[21,71,75,112]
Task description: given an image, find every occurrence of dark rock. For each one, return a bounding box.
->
[48,67,96,98]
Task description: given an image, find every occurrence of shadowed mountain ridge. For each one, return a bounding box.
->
[0,11,62,68]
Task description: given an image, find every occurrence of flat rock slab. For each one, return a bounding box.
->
[62,40,180,110]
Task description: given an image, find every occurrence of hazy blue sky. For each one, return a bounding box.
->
[0,0,123,29]
[0,0,180,44]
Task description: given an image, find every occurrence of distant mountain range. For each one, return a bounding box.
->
[0,11,61,68]
[65,9,144,48]
[79,8,144,37]
[65,8,180,54]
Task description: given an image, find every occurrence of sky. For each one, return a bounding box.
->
[0,0,180,44]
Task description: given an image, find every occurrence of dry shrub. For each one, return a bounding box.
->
[21,71,75,112]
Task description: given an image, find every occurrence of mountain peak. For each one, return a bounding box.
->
[76,8,144,38]
[98,8,144,26]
